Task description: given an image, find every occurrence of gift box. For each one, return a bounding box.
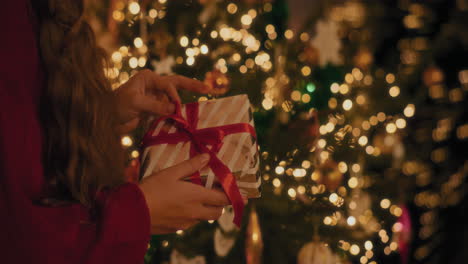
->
[140,94,261,225]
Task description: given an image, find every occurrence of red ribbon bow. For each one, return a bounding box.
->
[142,100,256,227]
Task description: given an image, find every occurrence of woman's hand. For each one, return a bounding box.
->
[114,69,210,133]
[139,154,230,234]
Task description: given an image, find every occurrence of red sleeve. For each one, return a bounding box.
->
[0,1,150,263]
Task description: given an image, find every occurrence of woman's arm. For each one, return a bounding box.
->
[0,1,150,263]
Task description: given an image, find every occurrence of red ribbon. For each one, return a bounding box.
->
[141,101,256,227]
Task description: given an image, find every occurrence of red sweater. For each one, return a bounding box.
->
[0,1,151,263]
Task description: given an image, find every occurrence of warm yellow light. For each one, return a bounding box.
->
[192,38,200,46]
[329,193,338,203]
[227,3,238,14]
[297,185,306,194]
[149,9,158,18]
[356,94,366,105]
[404,104,415,117]
[121,136,133,147]
[265,24,275,34]
[275,166,285,175]
[241,15,253,26]
[210,30,218,38]
[358,136,368,146]
[343,99,353,111]
[301,160,311,169]
[180,36,189,47]
[350,244,360,255]
[330,83,340,93]
[348,177,358,188]
[262,98,273,110]
[138,56,146,67]
[339,84,350,94]
[380,198,391,209]
[129,57,138,68]
[302,94,311,103]
[133,37,143,48]
[239,65,248,73]
[111,52,122,63]
[389,86,400,97]
[338,162,348,173]
[291,90,301,101]
[352,163,361,173]
[301,66,311,76]
[347,216,356,226]
[272,178,281,187]
[128,2,140,15]
[386,123,397,133]
[284,29,294,39]
[288,188,297,198]
[386,73,395,83]
[300,32,309,41]
[200,44,209,54]
[396,118,406,128]
[345,73,354,84]
[365,241,373,250]
[186,57,195,66]
[323,216,332,225]
[318,139,327,148]
[176,230,183,235]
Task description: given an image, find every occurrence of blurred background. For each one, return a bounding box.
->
[86,0,468,263]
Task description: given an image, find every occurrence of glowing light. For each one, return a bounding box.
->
[348,177,358,188]
[227,3,238,14]
[343,99,353,111]
[186,57,195,66]
[200,44,209,54]
[121,136,133,147]
[352,164,361,173]
[386,73,395,83]
[306,83,316,93]
[275,166,285,175]
[239,65,248,73]
[180,36,189,47]
[297,185,306,194]
[389,86,400,97]
[210,30,218,38]
[350,245,360,255]
[339,84,350,94]
[149,9,158,18]
[138,56,146,67]
[358,136,368,146]
[329,193,338,203]
[318,139,327,148]
[291,90,301,101]
[380,198,391,209]
[288,188,297,198]
[356,94,366,105]
[241,15,253,26]
[128,2,140,14]
[323,216,332,225]
[347,216,356,226]
[302,160,311,169]
[338,162,348,173]
[386,123,397,133]
[129,57,138,68]
[192,38,200,46]
[365,241,373,250]
[262,98,273,110]
[284,29,294,39]
[133,37,143,48]
[293,168,307,178]
[131,150,139,158]
[302,94,311,103]
[176,230,184,235]
[330,83,340,93]
[111,52,122,63]
[272,178,281,187]
[300,32,309,41]
[301,66,311,76]
[404,104,415,117]
[396,118,407,128]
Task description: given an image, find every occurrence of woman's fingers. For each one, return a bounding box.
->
[200,189,230,207]
[161,154,210,180]
[172,75,211,93]
[137,96,175,116]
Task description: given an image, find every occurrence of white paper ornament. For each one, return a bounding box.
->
[214,228,236,257]
[170,249,206,264]
[151,56,175,75]
[311,19,343,66]
[217,206,238,232]
[297,241,338,264]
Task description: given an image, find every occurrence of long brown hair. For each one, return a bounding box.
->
[30,0,125,207]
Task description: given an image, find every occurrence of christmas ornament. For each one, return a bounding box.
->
[204,69,230,95]
[214,228,236,257]
[245,206,263,264]
[170,249,206,264]
[311,19,343,66]
[315,160,343,191]
[297,239,338,264]
[151,56,175,75]
[214,206,239,257]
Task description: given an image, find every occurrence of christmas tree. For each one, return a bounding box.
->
[86,0,468,263]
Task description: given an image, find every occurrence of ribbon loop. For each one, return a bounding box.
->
[142,101,256,227]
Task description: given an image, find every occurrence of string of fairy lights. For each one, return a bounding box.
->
[101,0,468,263]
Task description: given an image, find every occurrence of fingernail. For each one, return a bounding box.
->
[200,153,210,166]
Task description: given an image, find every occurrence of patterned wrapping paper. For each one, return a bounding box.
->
[140,94,261,199]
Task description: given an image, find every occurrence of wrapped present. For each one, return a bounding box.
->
[140,94,261,226]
